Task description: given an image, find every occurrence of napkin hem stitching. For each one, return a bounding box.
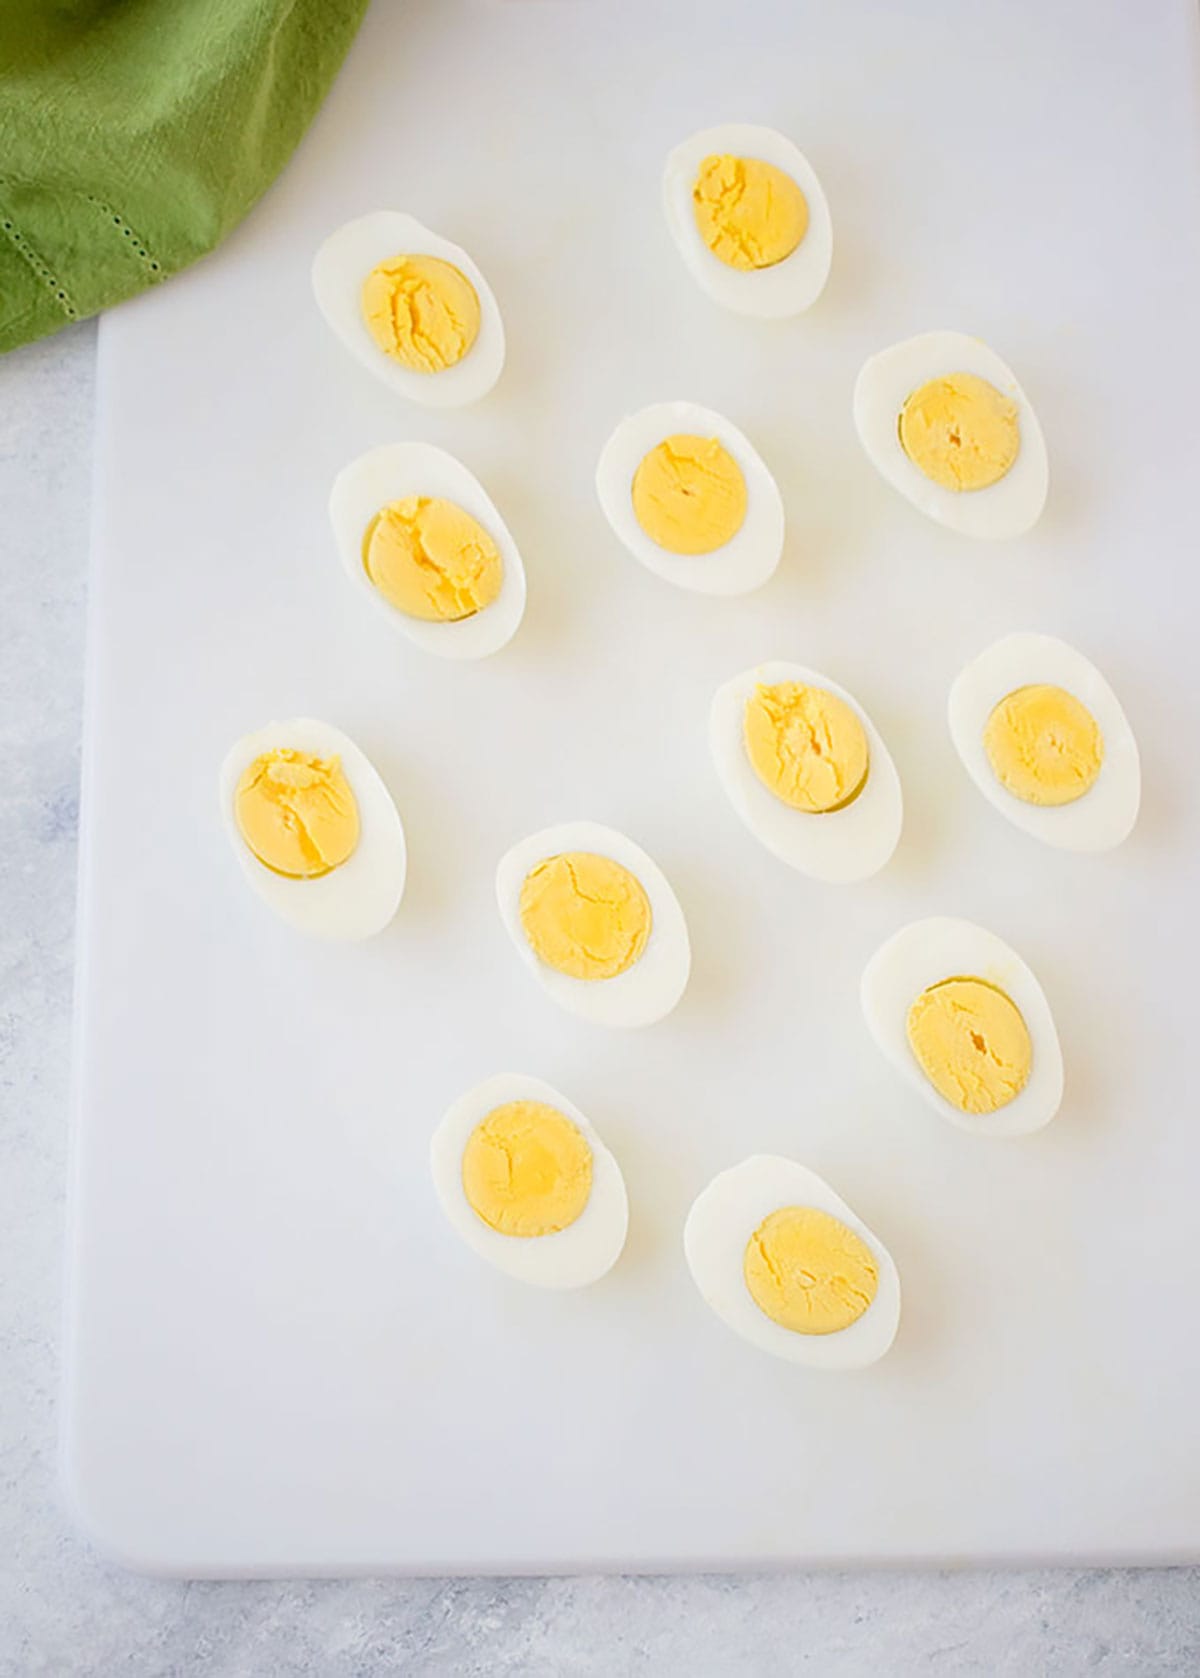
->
[82,197,167,284]
[0,208,79,323]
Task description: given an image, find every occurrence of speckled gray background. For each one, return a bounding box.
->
[3,323,1200,1676]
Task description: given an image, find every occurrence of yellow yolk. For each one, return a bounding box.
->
[983,684,1104,807]
[744,1206,878,1335]
[519,852,652,982]
[744,682,870,813]
[363,496,503,622]
[360,254,480,373]
[631,434,748,555]
[899,373,1020,491]
[235,749,359,879]
[461,1100,593,1238]
[906,978,1032,1114]
[692,153,809,270]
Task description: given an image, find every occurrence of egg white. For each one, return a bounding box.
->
[861,916,1064,1137]
[949,632,1140,852]
[596,402,784,595]
[495,821,691,1029]
[329,442,526,660]
[312,211,505,407]
[853,331,1048,539]
[710,661,902,882]
[663,124,833,317]
[684,1155,900,1369]
[219,718,406,940]
[429,1072,629,1290]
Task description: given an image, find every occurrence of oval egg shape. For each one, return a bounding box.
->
[596,401,784,595]
[329,442,526,660]
[219,718,406,940]
[684,1155,900,1369]
[430,1072,629,1289]
[312,211,505,407]
[495,821,691,1029]
[663,124,833,317]
[710,661,902,881]
[861,916,1064,1137]
[854,331,1048,539]
[949,632,1140,852]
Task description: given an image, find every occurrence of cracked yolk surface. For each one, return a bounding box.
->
[984,684,1104,807]
[631,433,747,554]
[906,977,1032,1114]
[519,852,652,982]
[361,253,480,373]
[692,153,808,270]
[744,682,869,813]
[363,495,503,622]
[461,1100,593,1238]
[235,749,359,879]
[899,372,1020,491]
[744,1206,878,1335]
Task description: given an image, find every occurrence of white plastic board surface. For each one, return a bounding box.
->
[63,0,1200,1574]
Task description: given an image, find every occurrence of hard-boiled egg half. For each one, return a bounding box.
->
[861,917,1063,1137]
[710,661,902,881]
[949,632,1140,852]
[854,332,1048,539]
[596,402,784,595]
[496,822,690,1029]
[663,124,833,317]
[329,442,526,659]
[219,718,406,939]
[312,211,504,407]
[684,1156,900,1369]
[430,1073,628,1289]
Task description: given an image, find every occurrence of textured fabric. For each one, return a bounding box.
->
[0,0,367,352]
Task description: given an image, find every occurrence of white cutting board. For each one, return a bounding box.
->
[63,0,1200,1573]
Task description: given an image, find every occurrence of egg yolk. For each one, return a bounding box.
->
[983,684,1104,807]
[744,682,869,813]
[234,749,359,879]
[360,254,480,373]
[363,496,503,622]
[692,154,808,270]
[519,852,652,982]
[631,434,747,555]
[899,373,1020,491]
[744,1206,878,1335]
[906,977,1032,1114]
[462,1100,593,1238]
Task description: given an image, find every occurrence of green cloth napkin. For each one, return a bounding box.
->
[0,0,367,352]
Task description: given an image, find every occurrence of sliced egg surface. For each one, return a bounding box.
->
[496,821,690,1029]
[430,1073,628,1289]
[854,332,1048,539]
[710,661,902,881]
[219,718,406,940]
[949,632,1140,852]
[329,442,526,659]
[312,211,504,407]
[596,402,784,595]
[663,124,833,317]
[684,1156,900,1369]
[861,916,1063,1137]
